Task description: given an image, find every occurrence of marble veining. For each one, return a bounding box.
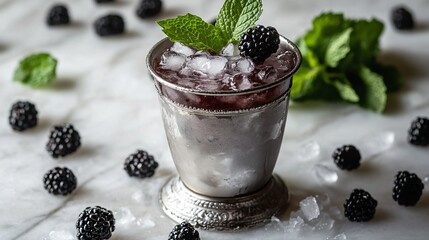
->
[1,0,429,239]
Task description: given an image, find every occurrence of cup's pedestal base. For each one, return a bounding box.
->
[160,175,289,231]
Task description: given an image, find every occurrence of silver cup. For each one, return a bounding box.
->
[147,36,301,230]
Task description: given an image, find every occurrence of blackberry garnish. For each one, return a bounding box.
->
[332,145,361,170]
[393,171,424,206]
[124,150,158,178]
[46,123,81,158]
[238,25,280,63]
[43,167,77,195]
[76,206,115,240]
[136,0,163,19]
[47,4,70,26]
[392,6,415,30]
[94,14,125,36]
[408,117,429,146]
[344,189,377,222]
[168,222,200,240]
[9,101,38,131]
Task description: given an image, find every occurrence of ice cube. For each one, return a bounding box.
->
[220,43,239,57]
[314,164,338,184]
[187,55,227,77]
[332,233,347,240]
[160,51,186,71]
[299,196,320,221]
[276,50,296,71]
[115,207,136,226]
[236,58,255,73]
[237,75,252,90]
[296,140,320,161]
[48,230,74,240]
[256,66,278,83]
[359,131,395,159]
[171,42,195,56]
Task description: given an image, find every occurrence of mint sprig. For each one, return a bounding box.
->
[292,13,402,113]
[13,52,57,88]
[157,0,262,53]
[216,0,262,44]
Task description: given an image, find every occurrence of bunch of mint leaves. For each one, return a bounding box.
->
[157,0,262,53]
[292,13,402,113]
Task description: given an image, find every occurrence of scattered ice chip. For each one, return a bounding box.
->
[49,230,74,240]
[332,233,347,240]
[115,207,136,226]
[171,42,195,56]
[160,51,186,71]
[285,216,304,233]
[328,206,343,220]
[300,196,320,221]
[360,131,395,158]
[296,140,320,161]
[312,212,334,231]
[264,216,286,233]
[314,164,338,184]
[136,217,156,229]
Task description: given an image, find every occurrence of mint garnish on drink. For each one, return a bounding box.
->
[157,0,262,53]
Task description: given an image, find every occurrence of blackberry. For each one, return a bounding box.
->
[124,150,158,178]
[9,101,38,131]
[47,4,70,26]
[392,6,414,30]
[94,14,125,36]
[76,206,115,240]
[238,25,280,63]
[46,123,81,158]
[332,145,361,170]
[408,117,429,146]
[168,222,200,240]
[136,0,163,19]
[344,189,377,222]
[393,171,424,206]
[43,167,77,195]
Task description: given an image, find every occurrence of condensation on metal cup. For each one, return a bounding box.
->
[147,36,301,231]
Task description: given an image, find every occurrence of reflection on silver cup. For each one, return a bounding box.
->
[147,36,301,230]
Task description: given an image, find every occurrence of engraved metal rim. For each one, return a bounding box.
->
[159,90,289,115]
[146,36,302,96]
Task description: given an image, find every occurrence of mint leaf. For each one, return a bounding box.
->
[216,0,262,44]
[325,28,352,68]
[358,66,387,112]
[158,14,228,53]
[371,63,402,92]
[291,66,322,100]
[13,53,57,88]
[326,74,359,102]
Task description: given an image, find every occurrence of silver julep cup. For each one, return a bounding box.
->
[147,36,301,231]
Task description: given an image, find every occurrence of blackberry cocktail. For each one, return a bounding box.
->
[147,0,301,231]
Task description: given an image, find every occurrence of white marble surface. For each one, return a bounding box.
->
[1,0,429,239]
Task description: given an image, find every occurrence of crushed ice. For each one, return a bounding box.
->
[158,42,296,91]
[114,207,155,230]
[358,131,395,159]
[296,140,321,161]
[285,194,342,236]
